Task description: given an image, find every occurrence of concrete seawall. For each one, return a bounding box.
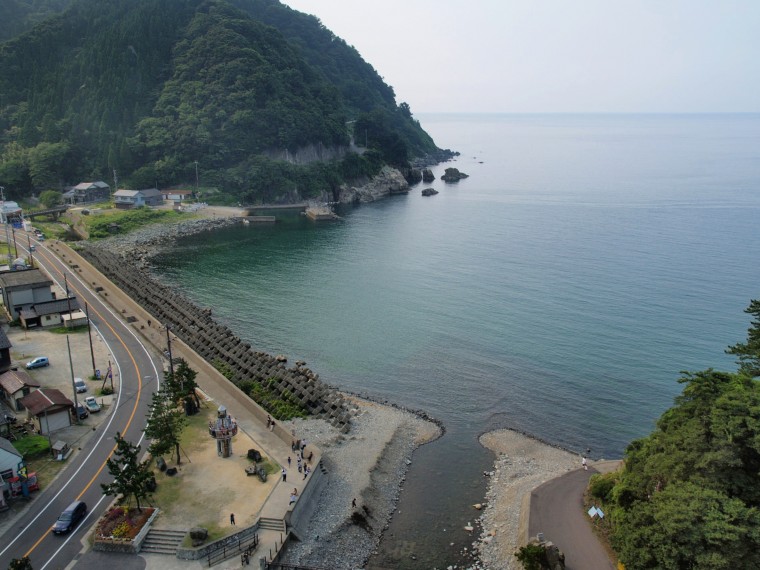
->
[74,243,354,433]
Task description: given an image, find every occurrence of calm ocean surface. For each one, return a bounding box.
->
[153,114,760,567]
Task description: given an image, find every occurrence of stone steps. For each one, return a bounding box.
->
[140,528,186,555]
[258,517,285,532]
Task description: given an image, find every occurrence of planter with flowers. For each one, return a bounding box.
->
[93,506,159,553]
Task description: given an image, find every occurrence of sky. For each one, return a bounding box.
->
[282,0,760,113]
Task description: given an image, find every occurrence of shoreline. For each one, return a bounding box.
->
[82,207,601,569]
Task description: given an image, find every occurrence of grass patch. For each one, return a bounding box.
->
[13,435,50,458]
[83,208,197,239]
[48,325,89,334]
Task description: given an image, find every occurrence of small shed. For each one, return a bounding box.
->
[18,388,74,435]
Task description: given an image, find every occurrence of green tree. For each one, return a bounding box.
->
[515,543,549,570]
[39,189,62,208]
[726,299,760,376]
[100,432,153,511]
[614,481,760,569]
[165,358,201,411]
[145,388,187,465]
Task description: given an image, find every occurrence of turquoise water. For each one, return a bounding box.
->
[153,114,760,567]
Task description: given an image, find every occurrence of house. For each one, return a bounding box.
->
[0,268,55,320]
[62,181,110,205]
[0,437,23,481]
[19,296,80,329]
[113,188,163,209]
[161,189,193,202]
[18,389,73,435]
[0,370,40,412]
[0,328,11,373]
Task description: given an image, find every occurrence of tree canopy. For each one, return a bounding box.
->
[100,432,154,511]
[0,0,439,202]
[606,300,760,569]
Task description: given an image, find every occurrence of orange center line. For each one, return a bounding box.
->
[21,244,149,559]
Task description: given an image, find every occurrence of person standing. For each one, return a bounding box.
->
[230,513,235,525]
[582,456,588,471]
[282,468,287,482]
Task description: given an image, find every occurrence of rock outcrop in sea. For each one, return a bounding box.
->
[337,166,410,203]
[441,167,469,182]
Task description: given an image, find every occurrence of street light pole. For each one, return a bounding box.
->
[67,336,79,422]
[85,302,96,376]
[165,324,176,388]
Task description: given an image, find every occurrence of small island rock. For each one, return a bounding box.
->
[441,167,469,182]
[421,188,439,196]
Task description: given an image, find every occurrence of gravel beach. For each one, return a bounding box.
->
[474,430,580,569]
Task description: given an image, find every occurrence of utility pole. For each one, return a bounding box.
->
[64,273,73,329]
[85,302,96,376]
[194,161,199,196]
[10,224,18,260]
[67,336,79,422]
[27,234,34,268]
[165,324,177,390]
[112,169,118,202]
[1,186,11,266]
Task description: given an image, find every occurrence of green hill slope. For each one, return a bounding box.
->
[0,0,441,203]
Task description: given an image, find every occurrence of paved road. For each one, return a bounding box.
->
[0,234,162,569]
[529,467,615,570]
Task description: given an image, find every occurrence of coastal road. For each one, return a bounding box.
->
[529,467,615,570]
[0,234,162,569]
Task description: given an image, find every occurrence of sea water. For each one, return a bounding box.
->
[152,114,760,567]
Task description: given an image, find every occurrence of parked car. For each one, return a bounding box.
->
[52,501,87,534]
[83,396,100,413]
[26,356,49,369]
[74,378,87,393]
[75,404,89,420]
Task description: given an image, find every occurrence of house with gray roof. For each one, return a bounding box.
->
[62,181,110,204]
[113,188,163,209]
[19,296,80,329]
[0,269,54,320]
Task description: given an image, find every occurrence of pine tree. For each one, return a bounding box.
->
[100,432,153,511]
[145,388,187,465]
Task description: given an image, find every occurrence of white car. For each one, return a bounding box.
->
[84,396,100,413]
[74,378,87,393]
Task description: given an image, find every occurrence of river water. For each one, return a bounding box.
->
[153,113,760,567]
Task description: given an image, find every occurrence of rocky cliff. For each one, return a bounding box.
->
[337,166,410,203]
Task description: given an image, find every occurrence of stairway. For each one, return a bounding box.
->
[258,517,286,532]
[140,528,186,555]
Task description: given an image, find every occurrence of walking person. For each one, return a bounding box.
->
[282,468,287,482]
[582,456,588,471]
[287,456,291,466]
[230,513,235,525]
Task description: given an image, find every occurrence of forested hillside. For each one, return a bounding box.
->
[0,0,72,42]
[591,301,760,569]
[0,0,439,203]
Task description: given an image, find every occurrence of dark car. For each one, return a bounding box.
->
[75,404,88,420]
[52,501,87,534]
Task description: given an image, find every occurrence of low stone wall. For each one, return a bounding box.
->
[284,459,327,540]
[73,243,353,431]
[177,522,259,561]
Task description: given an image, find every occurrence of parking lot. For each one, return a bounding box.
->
[4,320,117,441]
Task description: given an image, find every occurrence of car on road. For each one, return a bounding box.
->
[29,245,36,252]
[84,396,100,413]
[26,356,49,369]
[74,378,87,393]
[52,500,87,534]
[75,404,89,420]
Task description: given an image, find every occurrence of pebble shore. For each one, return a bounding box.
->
[279,396,442,569]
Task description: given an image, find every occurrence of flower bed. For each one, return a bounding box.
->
[96,506,155,540]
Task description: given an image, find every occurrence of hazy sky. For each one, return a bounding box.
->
[282,0,760,113]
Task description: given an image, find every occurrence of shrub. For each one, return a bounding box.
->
[589,472,617,503]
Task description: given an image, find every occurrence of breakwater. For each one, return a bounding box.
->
[79,244,354,430]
